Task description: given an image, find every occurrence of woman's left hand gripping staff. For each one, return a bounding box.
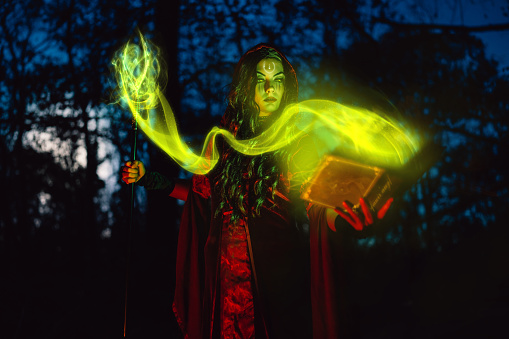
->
[334,197,394,231]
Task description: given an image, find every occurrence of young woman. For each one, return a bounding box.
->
[121,44,391,338]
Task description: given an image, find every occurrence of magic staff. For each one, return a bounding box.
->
[123,117,137,337]
[111,29,166,337]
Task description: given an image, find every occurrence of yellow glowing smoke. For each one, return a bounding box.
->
[111,30,166,114]
[112,32,422,176]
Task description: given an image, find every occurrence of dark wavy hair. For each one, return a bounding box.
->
[213,43,299,222]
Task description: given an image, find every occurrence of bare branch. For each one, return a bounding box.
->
[375,16,509,33]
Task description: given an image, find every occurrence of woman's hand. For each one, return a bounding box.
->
[121,160,146,184]
[334,197,393,231]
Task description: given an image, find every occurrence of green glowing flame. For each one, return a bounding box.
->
[112,32,423,177]
[111,30,166,114]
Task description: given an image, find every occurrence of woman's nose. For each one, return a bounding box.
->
[265,81,275,93]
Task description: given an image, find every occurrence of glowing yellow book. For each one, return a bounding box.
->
[300,155,398,212]
[301,144,441,212]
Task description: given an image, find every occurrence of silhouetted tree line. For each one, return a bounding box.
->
[1,0,508,338]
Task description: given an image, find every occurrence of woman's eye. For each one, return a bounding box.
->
[257,78,264,83]
[275,78,284,83]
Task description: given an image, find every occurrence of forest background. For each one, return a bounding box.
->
[1,0,509,338]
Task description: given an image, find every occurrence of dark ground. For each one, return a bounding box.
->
[1,224,507,339]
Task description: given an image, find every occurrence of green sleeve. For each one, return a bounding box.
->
[136,171,175,195]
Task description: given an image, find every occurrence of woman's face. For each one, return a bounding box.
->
[254,58,285,117]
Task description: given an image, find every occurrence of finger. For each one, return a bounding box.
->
[122,171,139,180]
[360,198,373,225]
[122,177,134,184]
[125,160,140,168]
[334,208,353,224]
[122,166,139,173]
[334,208,359,230]
[343,201,362,226]
[125,175,138,184]
[377,197,394,220]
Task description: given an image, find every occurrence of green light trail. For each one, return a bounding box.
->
[112,32,423,176]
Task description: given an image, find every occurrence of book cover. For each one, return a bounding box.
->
[300,143,441,212]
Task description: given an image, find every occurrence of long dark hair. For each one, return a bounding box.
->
[214,43,299,221]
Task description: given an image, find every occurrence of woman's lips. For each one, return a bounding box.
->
[264,97,277,102]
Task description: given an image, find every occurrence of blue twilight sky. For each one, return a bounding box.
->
[390,0,509,73]
[3,0,506,234]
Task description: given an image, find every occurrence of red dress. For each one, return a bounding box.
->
[219,213,255,338]
[173,135,345,338]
